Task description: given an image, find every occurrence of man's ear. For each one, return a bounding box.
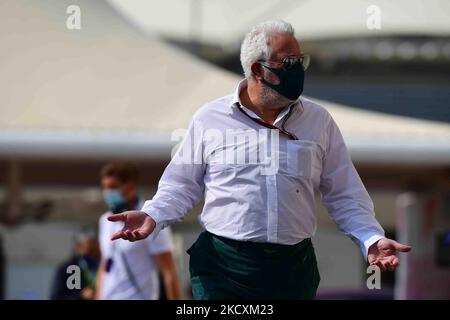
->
[251,62,264,82]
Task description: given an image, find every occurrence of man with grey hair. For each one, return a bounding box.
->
[108,20,411,299]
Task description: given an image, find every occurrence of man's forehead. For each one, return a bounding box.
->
[269,34,302,59]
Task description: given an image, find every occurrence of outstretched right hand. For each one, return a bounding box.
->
[107,210,156,242]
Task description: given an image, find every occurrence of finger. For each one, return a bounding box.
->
[125,230,135,242]
[381,260,389,272]
[111,230,126,241]
[107,213,126,222]
[374,259,383,270]
[132,230,142,240]
[383,256,396,270]
[388,256,398,271]
[376,260,387,272]
[390,256,400,268]
[392,241,412,252]
[387,258,395,271]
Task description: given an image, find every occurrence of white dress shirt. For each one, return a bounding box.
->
[99,200,173,300]
[141,79,385,259]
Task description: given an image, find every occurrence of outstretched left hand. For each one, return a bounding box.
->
[368,238,411,271]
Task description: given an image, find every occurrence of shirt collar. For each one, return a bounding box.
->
[229,78,304,125]
[229,78,247,111]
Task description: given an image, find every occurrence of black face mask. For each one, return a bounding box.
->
[260,61,305,101]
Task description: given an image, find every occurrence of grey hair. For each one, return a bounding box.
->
[240,20,295,79]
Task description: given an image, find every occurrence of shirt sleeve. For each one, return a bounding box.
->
[146,226,174,255]
[140,117,205,239]
[318,115,385,260]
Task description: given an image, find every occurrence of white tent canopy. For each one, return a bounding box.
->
[0,0,238,132]
[109,0,450,48]
[1,0,449,164]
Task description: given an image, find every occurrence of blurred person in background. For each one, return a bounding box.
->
[107,20,411,300]
[96,161,181,300]
[50,226,100,300]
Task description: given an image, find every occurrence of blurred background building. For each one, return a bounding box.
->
[0,0,449,299]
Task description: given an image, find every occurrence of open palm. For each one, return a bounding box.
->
[368,238,411,271]
[108,210,156,242]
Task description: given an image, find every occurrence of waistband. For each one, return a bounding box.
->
[204,231,311,255]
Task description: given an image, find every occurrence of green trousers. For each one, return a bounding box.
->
[187,231,320,300]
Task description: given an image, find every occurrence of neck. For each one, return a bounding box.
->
[240,81,284,125]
